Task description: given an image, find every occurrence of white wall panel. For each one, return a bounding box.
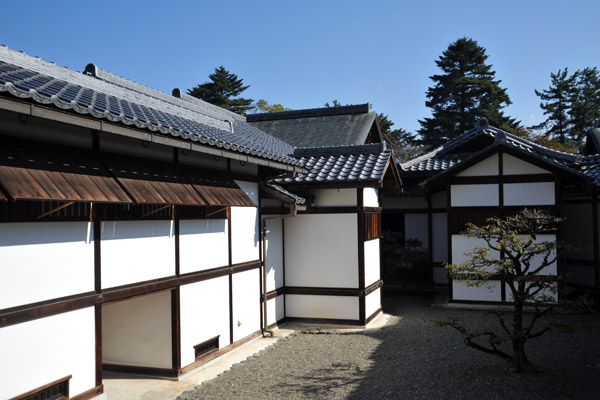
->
[101,220,175,289]
[232,269,261,342]
[518,234,557,275]
[0,308,95,399]
[503,182,555,206]
[383,196,427,210]
[505,283,558,303]
[451,184,499,207]
[284,214,358,288]
[452,235,499,272]
[231,207,259,264]
[102,291,172,368]
[363,188,379,207]
[265,218,284,292]
[265,295,285,328]
[364,239,381,287]
[432,213,448,262]
[0,221,94,309]
[503,154,550,175]
[179,219,228,274]
[452,280,502,302]
[312,188,357,207]
[180,277,230,368]
[365,288,381,319]
[286,295,359,320]
[232,181,259,264]
[405,214,428,249]
[456,154,498,176]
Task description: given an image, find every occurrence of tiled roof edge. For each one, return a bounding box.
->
[246,103,372,122]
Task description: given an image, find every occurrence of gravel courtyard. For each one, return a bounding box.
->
[185,294,600,400]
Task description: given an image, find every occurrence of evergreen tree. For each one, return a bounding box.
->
[531,68,578,144]
[418,37,514,147]
[188,66,254,114]
[253,99,293,113]
[569,67,600,144]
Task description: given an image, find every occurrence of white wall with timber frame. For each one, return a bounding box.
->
[283,187,383,325]
[0,111,265,398]
[448,151,558,303]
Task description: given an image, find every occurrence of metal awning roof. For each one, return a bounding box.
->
[0,147,132,203]
[103,156,207,206]
[181,169,256,207]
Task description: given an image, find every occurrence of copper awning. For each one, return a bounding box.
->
[0,147,132,203]
[182,168,256,207]
[103,156,207,206]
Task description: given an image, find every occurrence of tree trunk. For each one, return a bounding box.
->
[511,284,533,372]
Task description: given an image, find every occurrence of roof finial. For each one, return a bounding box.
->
[476,117,489,129]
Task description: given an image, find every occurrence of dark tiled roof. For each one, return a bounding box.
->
[247,104,377,148]
[278,143,391,185]
[402,119,600,188]
[0,46,299,166]
[401,121,579,173]
[263,182,307,206]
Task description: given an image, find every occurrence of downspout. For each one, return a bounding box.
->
[261,200,298,337]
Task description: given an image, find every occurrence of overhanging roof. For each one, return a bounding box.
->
[0,146,132,203]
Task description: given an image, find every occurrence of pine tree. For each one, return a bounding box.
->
[188,66,254,114]
[418,37,514,147]
[569,67,600,144]
[531,68,578,144]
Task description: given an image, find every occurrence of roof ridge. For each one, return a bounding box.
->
[246,103,372,122]
[293,142,385,158]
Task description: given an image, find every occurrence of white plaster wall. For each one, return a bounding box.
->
[505,283,558,303]
[383,196,427,210]
[231,181,259,264]
[432,213,448,262]
[232,268,261,342]
[452,235,499,272]
[503,154,550,175]
[518,234,557,275]
[179,219,229,274]
[405,214,428,249]
[503,182,555,206]
[312,188,357,207]
[456,154,499,176]
[364,239,381,287]
[102,291,172,368]
[0,221,94,309]
[284,214,358,288]
[451,184,499,207]
[431,191,447,208]
[265,218,284,292]
[365,288,381,319]
[363,188,379,207]
[561,204,593,259]
[265,295,285,327]
[180,277,230,368]
[0,308,95,399]
[286,295,359,320]
[433,267,448,284]
[101,220,175,289]
[452,280,502,302]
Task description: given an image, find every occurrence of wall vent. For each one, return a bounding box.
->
[194,335,220,360]
[13,375,70,400]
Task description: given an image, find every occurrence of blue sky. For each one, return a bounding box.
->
[1,1,599,135]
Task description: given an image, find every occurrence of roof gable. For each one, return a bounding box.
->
[247,104,379,148]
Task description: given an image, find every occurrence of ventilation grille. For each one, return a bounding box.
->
[15,376,70,400]
[194,335,220,360]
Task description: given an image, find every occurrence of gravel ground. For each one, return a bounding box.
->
[183,294,600,400]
